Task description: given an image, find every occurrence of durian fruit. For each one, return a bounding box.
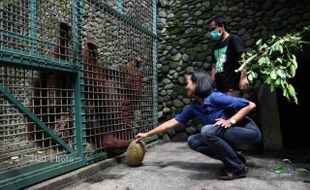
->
[126,140,146,166]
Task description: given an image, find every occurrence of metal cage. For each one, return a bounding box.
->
[0,0,158,189]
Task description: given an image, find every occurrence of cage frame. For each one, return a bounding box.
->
[0,0,158,189]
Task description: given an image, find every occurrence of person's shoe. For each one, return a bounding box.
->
[219,167,248,180]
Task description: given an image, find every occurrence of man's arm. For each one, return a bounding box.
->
[211,63,216,82]
[239,52,249,91]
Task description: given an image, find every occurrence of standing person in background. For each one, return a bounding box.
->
[208,16,249,97]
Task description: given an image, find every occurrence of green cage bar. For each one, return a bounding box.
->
[0,0,158,189]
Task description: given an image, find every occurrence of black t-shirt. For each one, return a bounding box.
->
[211,34,246,92]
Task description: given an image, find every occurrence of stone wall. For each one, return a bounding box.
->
[157,0,310,142]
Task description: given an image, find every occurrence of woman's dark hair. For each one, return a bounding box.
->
[207,16,228,31]
[188,70,213,97]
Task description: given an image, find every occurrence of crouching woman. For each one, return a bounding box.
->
[135,70,261,180]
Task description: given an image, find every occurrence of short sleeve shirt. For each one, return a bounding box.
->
[211,34,246,92]
[175,92,253,126]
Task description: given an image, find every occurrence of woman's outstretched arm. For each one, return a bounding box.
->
[135,118,180,141]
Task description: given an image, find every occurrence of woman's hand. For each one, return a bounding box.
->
[135,133,148,142]
[214,118,232,129]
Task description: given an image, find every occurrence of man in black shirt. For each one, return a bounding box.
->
[209,16,249,96]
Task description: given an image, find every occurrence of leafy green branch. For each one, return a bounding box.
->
[236,26,310,104]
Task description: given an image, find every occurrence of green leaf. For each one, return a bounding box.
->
[283,88,288,97]
[258,56,271,66]
[258,57,266,65]
[277,69,286,79]
[259,44,268,51]
[295,168,308,173]
[274,44,280,52]
[252,71,257,79]
[288,84,296,96]
[265,57,271,65]
[248,71,257,82]
[270,70,277,80]
[279,44,283,54]
[269,47,273,55]
[282,159,292,164]
[274,166,288,174]
[291,57,298,69]
[276,57,283,64]
[248,72,253,82]
[256,39,262,46]
[304,178,310,183]
[280,80,285,87]
[289,64,297,77]
[246,52,253,57]
[286,84,298,104]
[261,70,269,74]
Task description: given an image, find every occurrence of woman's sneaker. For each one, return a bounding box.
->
[219,167,248,180]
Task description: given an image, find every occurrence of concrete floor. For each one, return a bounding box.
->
[59,142,310,190]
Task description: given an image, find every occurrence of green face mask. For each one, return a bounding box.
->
[210,29,222,41]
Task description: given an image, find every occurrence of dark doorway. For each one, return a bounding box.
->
[277,44,310,150]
